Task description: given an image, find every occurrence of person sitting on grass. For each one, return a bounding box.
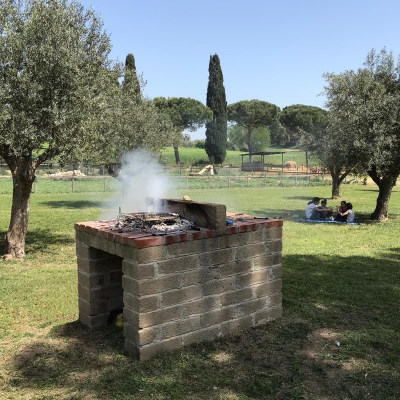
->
[310,198,333,220]
[337,202,355,223]
[305,197,320,219]
[335,201,348,222]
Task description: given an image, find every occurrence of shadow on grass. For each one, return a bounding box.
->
[9,252,400,399]
[25,229,75,253]
[40,200,102,209]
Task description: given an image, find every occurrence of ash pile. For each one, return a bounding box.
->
[113,212,193,235]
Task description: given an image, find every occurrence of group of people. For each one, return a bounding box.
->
[305,197,355,223]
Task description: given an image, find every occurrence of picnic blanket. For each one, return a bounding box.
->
[296,218,362,226]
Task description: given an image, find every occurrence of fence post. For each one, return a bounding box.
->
[308,176,311,184]
[186,176,189,189]
[104,178,106,192]
[264,173,267,187]
[227,177,230,188]
[72,178,74,193]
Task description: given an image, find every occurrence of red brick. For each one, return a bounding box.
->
[204,230,215,238]
[132,236,165,248]
[226,225,238,234]
[107,232,115,241]
[191,231,203,240]
[266,220,283,228]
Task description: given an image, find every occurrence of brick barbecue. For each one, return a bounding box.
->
[75,198,283,360]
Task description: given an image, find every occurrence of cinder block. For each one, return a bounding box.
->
[122,260,155,280]
[220,315,254,335]
[124,322,159,346]
[254,306,283,325]
[182,295,221,316]
[235,243,266,261]
[78,271,105,288]
[237,270,270,288]
[246,230,265,244]
[254,280,282,297]
[160,315,201,339]
[202,277,236,296]
[157,255,199,275]
[78,297,107,315]
[264,227,282,240]
[220,287,253,306]
[79,311,108,329]
[161,286,202,307]
[267,239,282,253]
[199,248,235,266]
[182,266,219,286]
[123,292,159,313]
[219,260,252,277]
[138,336,183,361]
[237,298,266,317]
[182,325,221,346]
[200,306,237,328]
[138,275,182,296]
[136,246,168,263]
[138,305,182,328]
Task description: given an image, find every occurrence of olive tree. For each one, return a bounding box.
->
[324,49,400,219]
[0,0,119,258]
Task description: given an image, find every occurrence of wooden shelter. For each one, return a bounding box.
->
[241,151,286,172]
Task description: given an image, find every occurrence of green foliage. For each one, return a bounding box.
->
[228,124,270,151]
[228,100,280,154]
[123,53,141,99]
[0,0,116,163]
[153,97,211,133]
[324,48,400,218]
[280,104,328,145]
[205,54,227,164]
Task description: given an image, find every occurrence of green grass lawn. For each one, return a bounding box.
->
[0,185,399,399]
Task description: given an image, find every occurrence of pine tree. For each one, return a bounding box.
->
[123,53,141,99]
[205,54,227,164]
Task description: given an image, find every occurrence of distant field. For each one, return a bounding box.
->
[161,146,319,167]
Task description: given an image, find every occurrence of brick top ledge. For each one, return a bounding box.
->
[74,213,283,249]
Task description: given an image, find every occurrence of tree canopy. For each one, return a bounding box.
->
[228,124,270,152]
[205,54,227,164]
[0,0,121,257]
[280,105,327,145]
[324,48,400,219]
[153,97,212,165]
[227,100,280,158]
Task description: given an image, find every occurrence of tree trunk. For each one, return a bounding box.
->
[330,169,349,199]
[4,159,36,258]
[173,145,181,166]
[305,149,309,168]
[368,168,397,220]
[247,127,253,162]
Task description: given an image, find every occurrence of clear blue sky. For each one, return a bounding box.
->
[81,0,400,139]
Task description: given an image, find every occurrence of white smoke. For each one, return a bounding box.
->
[101,150,170,218]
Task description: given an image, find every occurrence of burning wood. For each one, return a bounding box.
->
[113,212,192,234]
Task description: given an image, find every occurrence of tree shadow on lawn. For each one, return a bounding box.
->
[8,252,400,399]
[40,200,102,209]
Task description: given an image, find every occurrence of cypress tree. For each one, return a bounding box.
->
[123,53,141,99]
[205,54,227,164]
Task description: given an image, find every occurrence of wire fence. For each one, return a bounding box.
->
[0,174,333,195]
